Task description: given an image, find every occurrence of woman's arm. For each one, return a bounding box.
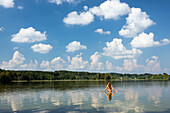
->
[102,86,108,92]
[111,86,118,92]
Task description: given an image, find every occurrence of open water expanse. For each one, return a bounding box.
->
[0,81,170,113]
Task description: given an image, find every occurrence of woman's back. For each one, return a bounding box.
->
[102,82,118,93]
[107,82,112,92]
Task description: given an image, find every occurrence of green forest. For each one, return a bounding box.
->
[0,68,170,82]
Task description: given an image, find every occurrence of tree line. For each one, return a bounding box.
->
[0,69,169,82]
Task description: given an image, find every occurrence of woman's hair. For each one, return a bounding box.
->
[107,82,111,89]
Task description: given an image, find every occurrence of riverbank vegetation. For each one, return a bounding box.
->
[0,69,170,82]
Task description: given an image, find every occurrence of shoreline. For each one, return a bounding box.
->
[11,79,170,82]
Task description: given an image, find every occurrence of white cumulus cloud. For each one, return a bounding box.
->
[0,27,4,31]
[40,57,65,70]
[83,6,88,11]
[90,52,104,70]
[63,0,130,25]
[31,43,53,54]
[94,29,111,35]
[0,51,38,70]
[144,56,161,72]
[51,57,66,69]
[104,55,163,73]
[89,0,130,20]
[13,47,19,50]
[68,53,88,70]
[49,0,80,5]
[105,61,113,71]
[102,38,142,59]
[66,41,87,52]
[123,59,143,72]
[105,61,123,71]
[40,61,50,69]
[17,5,23,10]
[104,56,162,73]
[0,51,25,69]
[63,11,94,25]
[164,68,170,73]
[160,38,170,45]
[119,7,155,38]
[130,32,170,48]
[20,60,38,70]
[105,59,144,72]
[11,27,47,43]
[0,0,14,8]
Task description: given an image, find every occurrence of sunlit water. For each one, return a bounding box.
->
[0,81,170,113]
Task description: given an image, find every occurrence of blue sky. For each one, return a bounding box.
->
[0,0,170,74]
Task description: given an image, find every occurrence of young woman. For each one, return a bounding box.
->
[102,82,118,92]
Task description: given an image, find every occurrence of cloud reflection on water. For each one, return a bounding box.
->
[0,81,170,113]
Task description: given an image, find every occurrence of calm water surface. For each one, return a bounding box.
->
[0,81,170,113]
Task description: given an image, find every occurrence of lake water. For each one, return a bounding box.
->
[0,81,170,113]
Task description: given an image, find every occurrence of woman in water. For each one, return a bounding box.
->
[102,82,118,92]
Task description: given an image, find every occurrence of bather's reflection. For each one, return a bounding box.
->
[103,91,116,101]
[102,82,118,101]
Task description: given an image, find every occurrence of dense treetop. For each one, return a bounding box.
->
[0,69,169,82]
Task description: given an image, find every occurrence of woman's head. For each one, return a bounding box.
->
[107,82,111,88]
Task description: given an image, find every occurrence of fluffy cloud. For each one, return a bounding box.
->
[160,39,170,45]
[151,56,158,60]
[66,41,87,52]
[63,11,94,25]
[0,27,4,31]
[103,38,142,59]
[17,5,23,10]
[0,0,14,8]
[51,57,65,68]
[13,47,19,50]
[105,59,143,72]
[94,29,111,35]
[105,61,123,71]
[90,52,104,70]
[118,56,161,72]
[20,60,38,70]
[130,32,170,48]
[104,55,163,73]
[0,51,38,70]
[83,6,88,11]
[11,27,47,43]
[68,53,88,70]
[89,0,130,20]
[123,59,143,72]
[40,57,65,70]
[49,0,79,5]
[0,51,25,69]
[31,43,53,54]
[164,68,170,72]
[105,56,161,72]
[119,7,155,38]
[40,61,50,69]
[63,0,130,25]
[105,61,112,71]
[144,56,161,72]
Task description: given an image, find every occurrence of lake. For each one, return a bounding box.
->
[0,81,170,113]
